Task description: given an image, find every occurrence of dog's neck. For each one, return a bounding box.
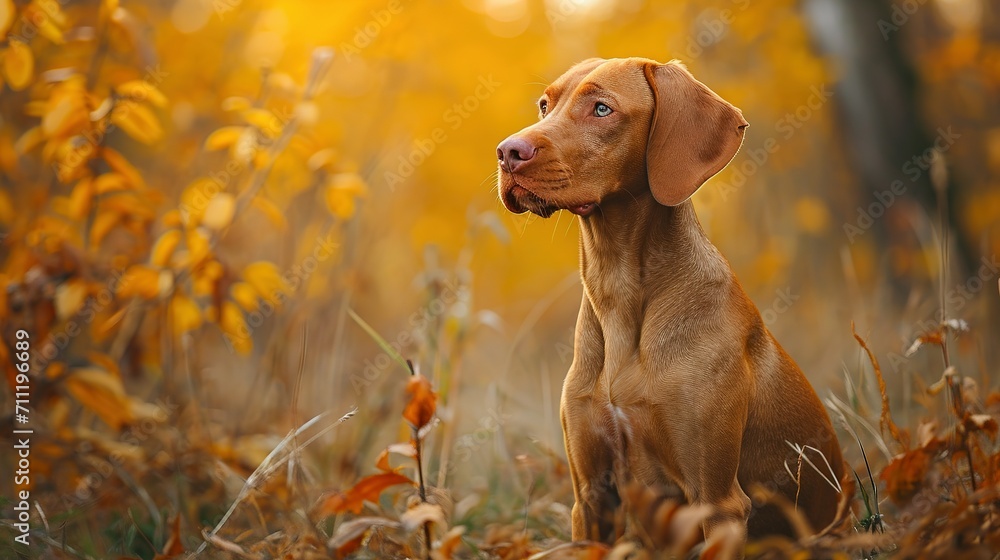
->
[577,190,730,361]
[578,191,725,293]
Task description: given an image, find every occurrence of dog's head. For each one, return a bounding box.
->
[496,57,748,217]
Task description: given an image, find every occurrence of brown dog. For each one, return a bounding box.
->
[495,58,846,549]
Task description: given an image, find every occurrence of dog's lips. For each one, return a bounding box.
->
[502,181,557,218]
[568,203,595,217]
[499,170,593,218]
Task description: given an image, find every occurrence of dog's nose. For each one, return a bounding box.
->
[497,136,536,173]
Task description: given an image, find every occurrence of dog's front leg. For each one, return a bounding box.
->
[562,295,620,542]
[562,396,620,542]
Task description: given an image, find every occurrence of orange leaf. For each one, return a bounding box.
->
[111,102,162,144]
[2,39,33,90]
[204,126,245,151]
[68,177,94,220]
[117,264,165,299]
[94,172,129,194]
[201,193,235,231]
[153,515,184,559]
[116,79,168,108]
[65,367,133,429]
[881,446,939,504]
[0,0,14,42]
[150,230,181,268]
[102,147,145,189]
[404,373,436,429]
[315,472,413,516]
[170,293,201,337]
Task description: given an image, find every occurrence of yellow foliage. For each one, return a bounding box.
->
[54,279,88,320]
[0,0,13,42]
[150,230,182,268]
[170,293,202,336]
[116,79,168,108]
[1,39,33,90]
[220,301,252,355]
[204,126,247,151]
[102,147,146,189]
[243,261,288,302]
[118,265,164,300]
[94,172,130,194]
[68,177,94,221]
[231,282,260,313]
[65,368,133,430]
[201,193,236,231]
[111,103,163,145]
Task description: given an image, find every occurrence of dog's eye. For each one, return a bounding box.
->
[539,99,548,116]
[594,102,612,117]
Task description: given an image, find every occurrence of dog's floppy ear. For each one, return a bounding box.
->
[643,61,748,206]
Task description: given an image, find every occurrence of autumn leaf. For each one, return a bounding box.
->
[204,126,246,151]
[220,301,251,355]
[404,373,436,429]
[963,414,998,438]
[116,80,168,108]
[68,177,94,220]
[401,502,446,533]
[315,472,414,516]
[150,230,182,267]
[170,293,202,337]
[153,515,185,559]
[250,196,287,230]
[881,444,944,504]
[327,517,401,557]
[2,39,33,90]
[54,279,88,320]
[111,103,163,144]
[376,441,417,472]
[65,367,134,430]
[94,172,130,194]
[242,108,281,138]
[102,147,145,189]
[243,261,288,302]
[0,0,14,42]
[230,282,259,313]
[201,193,236,231]
[118,264,165,299]
[42,92,88,138]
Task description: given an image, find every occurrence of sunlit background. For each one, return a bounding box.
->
[1,0,998,556]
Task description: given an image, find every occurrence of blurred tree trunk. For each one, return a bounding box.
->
[803,0,975,300]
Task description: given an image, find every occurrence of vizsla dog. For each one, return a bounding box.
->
[496,58,846,550]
